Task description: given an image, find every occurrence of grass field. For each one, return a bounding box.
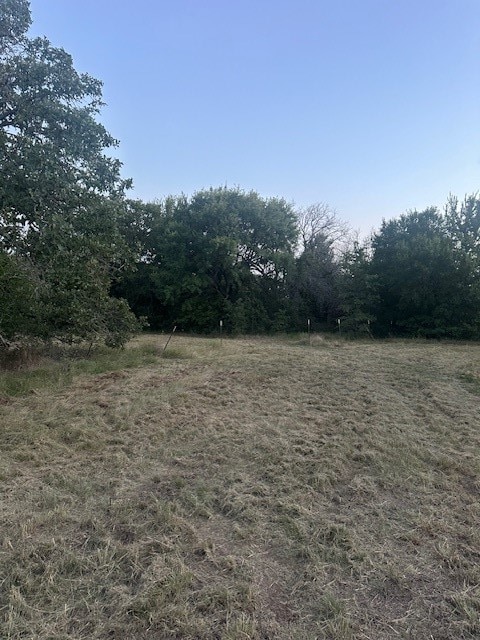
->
[1,334,479,639]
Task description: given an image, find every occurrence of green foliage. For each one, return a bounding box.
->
[0,251,39,339]
[115,192,480,340]
[0,0,31,50]
[290,204,348,330]
[369,205,480,337]
[0,0,137,350]
[293,236,340,327]
[339,242,378,334]
[115,187,298,333]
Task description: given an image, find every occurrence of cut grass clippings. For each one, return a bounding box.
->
[1,334,480,639]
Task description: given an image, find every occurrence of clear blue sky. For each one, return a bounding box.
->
[29,0,480,235]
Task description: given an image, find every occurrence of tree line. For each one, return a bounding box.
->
[112,192,480,339]
[2,0,480,354]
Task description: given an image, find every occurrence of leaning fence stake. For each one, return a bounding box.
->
[163,325,177,354]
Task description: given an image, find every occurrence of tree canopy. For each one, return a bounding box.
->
[114,188,298,333]
[0,0,138,347]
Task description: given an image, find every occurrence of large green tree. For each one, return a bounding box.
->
[115,188,298,333]
[0,0,137,346]
[370,207,477,337]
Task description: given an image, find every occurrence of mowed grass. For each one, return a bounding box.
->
[1,334,480,639]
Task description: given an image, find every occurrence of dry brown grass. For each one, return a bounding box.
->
[1,334,480,639]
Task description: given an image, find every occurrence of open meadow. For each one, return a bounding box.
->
[1,334,479,639]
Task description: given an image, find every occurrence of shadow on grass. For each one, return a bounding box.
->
[0,342,161,397]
